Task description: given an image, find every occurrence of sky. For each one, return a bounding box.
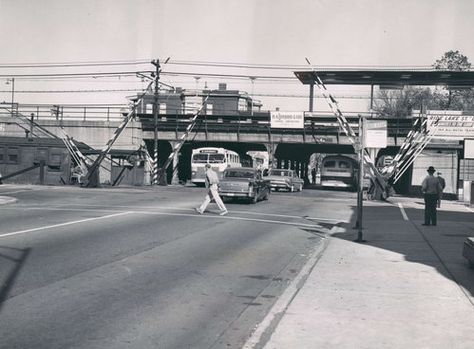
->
[1,0,474,112]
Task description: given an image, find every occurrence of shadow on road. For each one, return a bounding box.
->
[0,245,31,312]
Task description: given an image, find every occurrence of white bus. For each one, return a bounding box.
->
[247,151,269,172]
[191,147,241,185]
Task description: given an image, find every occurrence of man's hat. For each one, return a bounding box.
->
[427,166,435,173]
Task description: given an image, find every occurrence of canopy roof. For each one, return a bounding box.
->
[294,70,474,88]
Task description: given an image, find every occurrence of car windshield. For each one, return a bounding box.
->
[225,170,255,178]
[269,170,290,176]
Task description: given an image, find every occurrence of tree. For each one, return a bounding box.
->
[372,50,474,116]
[374,87,433,118]
[432,50,474,109]
[433,50,471,71]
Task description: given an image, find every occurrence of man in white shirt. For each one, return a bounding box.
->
[195,163,228,216]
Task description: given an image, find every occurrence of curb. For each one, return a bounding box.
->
[241,225,336,349]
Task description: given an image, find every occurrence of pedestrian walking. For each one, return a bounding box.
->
[311,167,316,184]
[437,172,446,208]
[195,163,228,216]
[421,166,443,226]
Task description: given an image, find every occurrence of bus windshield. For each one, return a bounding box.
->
[192,154,209,163]
[209,154,225,163]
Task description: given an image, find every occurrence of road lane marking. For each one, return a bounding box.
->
[1,205,329,230]
[0,211,132,238]
[59,203,344,223]
[135,210,325,229]
[398,203,409,221]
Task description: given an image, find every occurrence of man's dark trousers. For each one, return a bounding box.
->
[424,193,438,225]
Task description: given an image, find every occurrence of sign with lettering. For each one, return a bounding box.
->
[426,111,474,139]
[270,111,304,129]
[363,120,387,148]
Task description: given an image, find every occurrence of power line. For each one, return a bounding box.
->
[0,88,143,93]
[0,70,153,79]
[0,59,151,69]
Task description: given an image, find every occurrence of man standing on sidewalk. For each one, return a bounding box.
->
[195,163,228,216]
[421,166,443,226]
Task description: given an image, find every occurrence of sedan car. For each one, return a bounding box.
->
[218,167,270,203]
[265,168,304,192]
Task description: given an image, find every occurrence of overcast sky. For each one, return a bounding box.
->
[1,0,474,111]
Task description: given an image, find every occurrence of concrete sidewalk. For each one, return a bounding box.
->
[246,198,474,349]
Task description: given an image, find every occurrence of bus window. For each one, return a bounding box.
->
[339,161,350,169]
[324,160,336,168]
[192,154,208,163]
[209,154,225,163]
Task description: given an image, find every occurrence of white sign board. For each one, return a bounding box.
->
[465,138,474,159]
[363,120,387,148]
[425,111,474,139]
[270,112,304,129]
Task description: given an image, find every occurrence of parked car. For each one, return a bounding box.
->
[265,168,304,192]
[218,167,270,203]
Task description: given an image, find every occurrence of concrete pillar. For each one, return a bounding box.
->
[265,143,277,169]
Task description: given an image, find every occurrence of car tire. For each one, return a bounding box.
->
[263,188,270,200]
[251,190,258,204]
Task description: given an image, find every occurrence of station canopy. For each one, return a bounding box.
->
[294,70,474,89]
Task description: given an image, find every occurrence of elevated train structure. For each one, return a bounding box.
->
[2,68,474,199]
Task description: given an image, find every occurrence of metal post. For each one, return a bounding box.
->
[355,115,366,242]
[151,59,160,185]
[11,77,15,117]
[370,84,374,113]
[309,83,314,112]
[30,113,34,138]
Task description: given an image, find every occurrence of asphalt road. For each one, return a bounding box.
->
[0,185,356,349]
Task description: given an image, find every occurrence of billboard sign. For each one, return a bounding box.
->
[270,111,304,129]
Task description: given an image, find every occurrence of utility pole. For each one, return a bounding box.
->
[151,59,160,185]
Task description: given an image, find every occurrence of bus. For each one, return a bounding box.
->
[247,151,269,172]
[320,154,358,190]
[190,147,241,185]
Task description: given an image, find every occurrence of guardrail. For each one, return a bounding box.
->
[0,103,130,122]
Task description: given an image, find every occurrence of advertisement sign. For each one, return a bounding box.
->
[425,111,474,139]
[363,120,387,148]
[270,111,304,129]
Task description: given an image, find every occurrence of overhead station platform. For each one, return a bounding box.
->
[294,69,474,89]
